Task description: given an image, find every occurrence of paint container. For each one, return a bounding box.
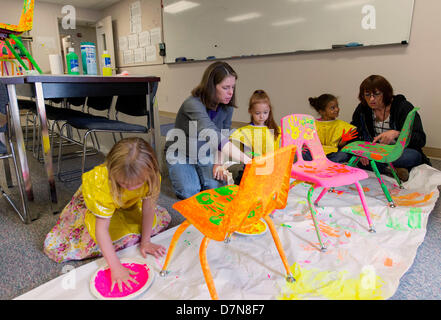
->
[80,42,97,75]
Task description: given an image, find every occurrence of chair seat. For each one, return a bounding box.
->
[292,159,368,188]
[0,25,23,34]
[173,184,264,241]
[66,116,148,132]
[45,106,90,121]
[342,140,399,163]
[0,141,7,154]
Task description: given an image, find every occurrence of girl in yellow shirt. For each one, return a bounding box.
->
[44,137,170,291]
[227,89,281,183]
[306,93,358,163]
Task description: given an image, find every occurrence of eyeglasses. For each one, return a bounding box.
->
[364,91,382,98]
[254,89,265,94]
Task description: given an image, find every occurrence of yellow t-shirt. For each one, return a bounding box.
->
[82,164,157,242]
[229,124,281,157]
[315,119,356,155]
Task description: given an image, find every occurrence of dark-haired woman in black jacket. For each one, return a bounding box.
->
[351,75,430,181]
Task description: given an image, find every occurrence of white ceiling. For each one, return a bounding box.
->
[38,0,121,10]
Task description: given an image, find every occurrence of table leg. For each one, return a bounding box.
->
[6,84,34,222]
[34,82,57,204]
[148,82,163,172]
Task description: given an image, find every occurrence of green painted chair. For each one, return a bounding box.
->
[341,107,419,207]
[0,0,42,74]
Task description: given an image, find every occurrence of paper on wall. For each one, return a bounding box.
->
[130,15,142,34]
[150,27,161,45]
[123,50,134,65]
[128,34,139,50]
[145,45,157,62]
[118,36,128,51]
[130,1,141,17]
[138,31,151,47]
[134,47,145,63]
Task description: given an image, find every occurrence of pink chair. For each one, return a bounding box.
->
[281,114,375,251]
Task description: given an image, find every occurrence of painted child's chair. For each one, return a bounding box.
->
[160,145,296,300]
[0,0,42,74]
[281,114,375,252]
[341,107,419,208]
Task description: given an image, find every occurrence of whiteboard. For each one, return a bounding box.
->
[162,0,414,63]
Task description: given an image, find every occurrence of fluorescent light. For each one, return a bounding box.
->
[226,12,262,22]
[325,0,370,10]
[271,17,306,26]
[164,1,200,14]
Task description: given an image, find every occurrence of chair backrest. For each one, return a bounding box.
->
[395,107,419,151]
[18,0,35,32]
[222,145,295,234]
[115,95,149,116]
[86,96,113,112]
[281,114,326,163]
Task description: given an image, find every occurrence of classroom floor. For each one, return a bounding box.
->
[0,116,440,300]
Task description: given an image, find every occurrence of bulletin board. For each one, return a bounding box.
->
[110,0,163,67]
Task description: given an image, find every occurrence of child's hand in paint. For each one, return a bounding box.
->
[110,263,139,293]
[341,127,358,143]
[140,240,167,259]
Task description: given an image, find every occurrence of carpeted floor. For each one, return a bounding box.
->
[0,116,440,300]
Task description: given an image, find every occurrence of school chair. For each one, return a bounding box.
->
[281,114,375,252]
[341,107,420,208]
[0,0,42,74]
[56,88,157,181]
[159,145,296,300]
[0,89,29,223]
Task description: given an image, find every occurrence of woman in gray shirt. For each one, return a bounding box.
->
[165,61,250,199]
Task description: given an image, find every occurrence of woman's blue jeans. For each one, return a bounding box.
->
[166,155,226,200]
[356,148,423,173]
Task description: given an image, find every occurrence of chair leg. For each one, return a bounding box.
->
[388,162,403,189]
[354,182,375,233]
[1,134,13,187]
[57,122,67,178]
[314,187,328,206]
[370,160,395,207]
[347,155,360,167]
[9,34,43,74]
[307,185,326,252]
[160,220,190,276]
[82,130,93,174]
[289,179,302,190]
[263,215,295,283]
[199,236,218,300]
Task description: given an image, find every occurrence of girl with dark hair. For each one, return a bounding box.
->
[351,75,430,181]
[306,93,358,163]
[165,61,251,199]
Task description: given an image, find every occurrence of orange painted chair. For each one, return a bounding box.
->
[0,0,42,74]
[281,114,375,252]
[160,145,296,300]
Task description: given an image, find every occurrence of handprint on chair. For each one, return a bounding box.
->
[341,128,358,143]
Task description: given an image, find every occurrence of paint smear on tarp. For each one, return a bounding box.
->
[278,263,384,300]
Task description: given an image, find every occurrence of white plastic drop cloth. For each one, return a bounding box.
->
[16,164,441,300]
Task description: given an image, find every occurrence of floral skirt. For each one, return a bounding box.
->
[44,189,171,263]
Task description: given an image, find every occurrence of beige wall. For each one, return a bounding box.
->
[0,0,102,73]
[101,0,441,150]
